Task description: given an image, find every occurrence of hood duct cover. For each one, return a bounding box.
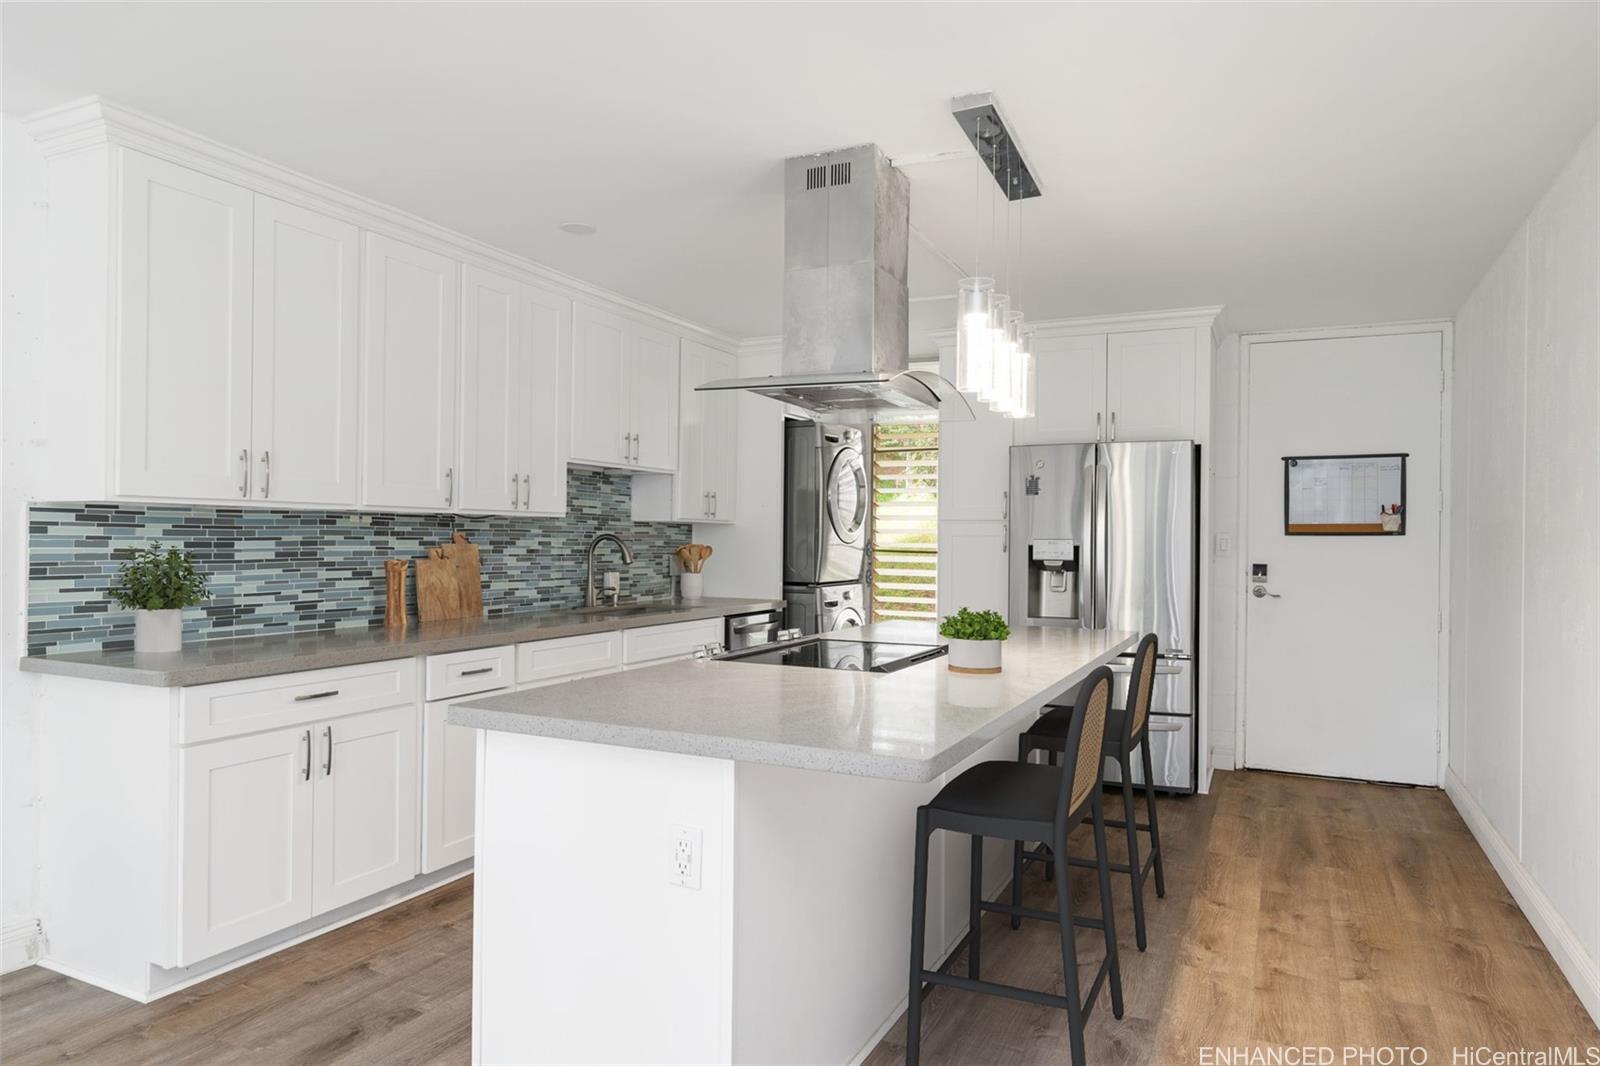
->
[698,144,970,422]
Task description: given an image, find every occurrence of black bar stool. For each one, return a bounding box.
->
[1016,633,1167,950]
[906,666,1122,1066]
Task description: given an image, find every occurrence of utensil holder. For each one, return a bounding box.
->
[680,572,704,603]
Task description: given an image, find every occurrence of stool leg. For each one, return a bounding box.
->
[1140,738,1167,898]
[1043,752,1056,882]
[969,834,983,979]
[1091,791,1124,1020]
[1120,750,1147,951]
[907,809,930,1066]
[1053,827,1086,1066]
[1010,839,1024,931]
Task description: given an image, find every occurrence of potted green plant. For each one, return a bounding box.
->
[109,542,211,654]
[938,607,1010,674]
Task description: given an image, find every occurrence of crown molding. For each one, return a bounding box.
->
[926,305,1225,347]
[735,336,782,360]
[21,97,741,351]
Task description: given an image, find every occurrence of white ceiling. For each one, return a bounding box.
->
[5,2,1596,339]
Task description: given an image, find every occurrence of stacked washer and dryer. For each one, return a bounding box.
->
[783,421,870,634]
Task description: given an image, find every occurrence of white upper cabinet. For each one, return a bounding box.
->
[116,152,254,500]
[459,264,524,513]
[459,267,572,515]
[251,196,360,506]
[1013,334,1107,445]
[571,302,681,474]
[1105,327,1197,441]
[628,323,680,472]
[571,303,629,467]
[1014,326,1199,444]
[362,234,460,509]
[637,340,737,523]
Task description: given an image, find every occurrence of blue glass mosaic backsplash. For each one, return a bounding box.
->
[28,468,692,655]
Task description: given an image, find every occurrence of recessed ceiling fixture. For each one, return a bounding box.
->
[951,91,1038,419]
[559,222,597,236]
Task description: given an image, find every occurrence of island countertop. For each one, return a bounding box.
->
[18,596,783,687]
[449,622,1138,782]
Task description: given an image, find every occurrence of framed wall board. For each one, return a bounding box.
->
[1283,453,1407,535]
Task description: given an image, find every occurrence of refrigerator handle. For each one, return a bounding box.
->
[1079,446,1097,629]
[1094,445,1111,630]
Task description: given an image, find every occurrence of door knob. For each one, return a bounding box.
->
[1251,585,1281,599]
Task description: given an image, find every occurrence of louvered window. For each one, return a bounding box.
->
[870,421,938,622]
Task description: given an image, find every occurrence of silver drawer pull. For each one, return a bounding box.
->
[459,666,495,677]
[294,689,340,702]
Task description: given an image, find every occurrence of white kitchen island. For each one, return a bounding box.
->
[449,623,1137,1065]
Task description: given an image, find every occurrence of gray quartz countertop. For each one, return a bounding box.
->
[449,622,1138,782]
[18,597,783,687]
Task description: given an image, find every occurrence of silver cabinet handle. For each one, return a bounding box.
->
[622,432,631,463]
[1001,489,1009,553]
[259,450,271,498]
[632,433,640,463]
[522,474,530,509]
[511,472,520,508]
[301,729,312,782]
[702,491,709,517]
[711,491,717,516]
[1095,412,1102,442]
[239,449,250,498]
[445,467,453,507]
[294,689,340,702]
[460,666,495,677]
[323,726,333,776]
[1110,410,1117,441]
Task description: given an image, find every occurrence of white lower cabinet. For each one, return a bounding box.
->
[422,696,483,873]
[177,702,418,964]
[622,618,724,667]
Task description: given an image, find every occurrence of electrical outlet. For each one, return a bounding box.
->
[668,825,702,889]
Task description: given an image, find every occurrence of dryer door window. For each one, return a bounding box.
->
[830,607,865,630]
[827,448,868,544]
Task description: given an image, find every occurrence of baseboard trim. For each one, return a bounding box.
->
[2,918,44,973]
[1210,741,1236,772]
[1444,767,1600,1027]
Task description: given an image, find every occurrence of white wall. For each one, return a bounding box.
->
[1206,333,1242,770]
[1447,126,1599,1025]
[694,340,783,600]
[1,115,49,970]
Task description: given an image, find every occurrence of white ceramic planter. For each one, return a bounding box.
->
[679,572,705,603]
[946,637,1002,675]
[133,609,183,654]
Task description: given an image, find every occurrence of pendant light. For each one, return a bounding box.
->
[954,118,994,395]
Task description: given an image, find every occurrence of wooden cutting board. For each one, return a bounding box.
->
[416,533,483,622]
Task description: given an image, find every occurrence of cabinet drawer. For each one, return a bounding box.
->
[516,631,622,685]
[426,645,514,700]
[622,618,723,666]
[179,659,419,744]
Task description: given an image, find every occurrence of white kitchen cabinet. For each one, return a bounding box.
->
[621,618,724,667]
[519,284,571,515]
[423,695,483,873]
[937,343,1013,522]
[634,340,738,522]
[1013,327,1198,444]
[570,302,680,473]
[458,264,523,513]
[362,234,460,509]
[1105,327,1197,441]
[1013,334,1108,445]
[938,520,1010,617]
[311,704,419,913]
[116,151,254,500]
[251,196,361,506]
[177,724,314,964]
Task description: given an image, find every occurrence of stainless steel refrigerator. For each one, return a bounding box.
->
[1009,441,1199,792]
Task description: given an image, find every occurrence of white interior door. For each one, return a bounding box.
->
[1243,330,1443,785]
[311,705,418,913]
[251,196,360,506]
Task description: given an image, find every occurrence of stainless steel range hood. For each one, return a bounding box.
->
[698,144,970,421]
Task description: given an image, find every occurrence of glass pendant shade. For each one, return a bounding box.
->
[1016,338,1035,419]
[992,312,1025,413]
[954,277,994,393]
[980,295,1010,403]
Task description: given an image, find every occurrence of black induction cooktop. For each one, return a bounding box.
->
[719,638,947,674]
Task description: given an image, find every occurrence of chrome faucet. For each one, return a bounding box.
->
[585,533,636,608]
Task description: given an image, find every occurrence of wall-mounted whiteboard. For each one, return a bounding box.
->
[1283,453,1407,535]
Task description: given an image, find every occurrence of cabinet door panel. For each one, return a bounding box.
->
[422,697,484,872]
[178,726,313,963]
[117,152,253,500]
[703,349,738,521]
[311,705,418,914]
[251,197,359,505]
[522,285,571,514]
[937,344,1014,521]
[1105,327,1196,441]
[1013,333,1107,445]
[459,265,522,512]
[675,343,710,518]
[628,325,680,471]
[570,304,627,466]
[937,520,1009,618]
[362,235,459,508]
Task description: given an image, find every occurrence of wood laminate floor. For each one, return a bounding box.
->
[3,771,1595,1065]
